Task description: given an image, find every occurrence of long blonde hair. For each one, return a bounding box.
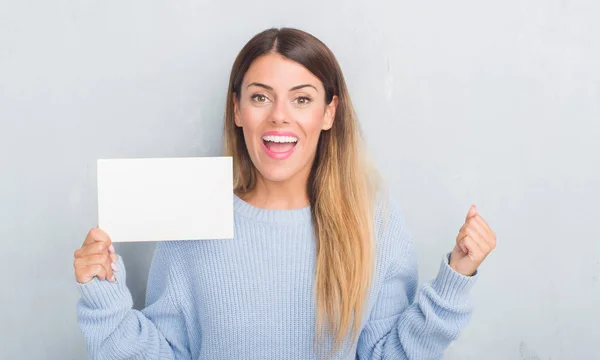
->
[223,28,379,356]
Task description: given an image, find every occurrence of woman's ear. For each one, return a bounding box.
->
[233,93,242,127]
[322,95,338,131]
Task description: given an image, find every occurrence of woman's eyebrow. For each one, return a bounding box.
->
[246,82,318,92]
[289,84,318,92]
[247,82,273,91]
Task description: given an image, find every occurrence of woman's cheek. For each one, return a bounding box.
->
[298,111,325,141]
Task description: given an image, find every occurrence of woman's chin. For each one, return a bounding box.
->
[255,165,297,184]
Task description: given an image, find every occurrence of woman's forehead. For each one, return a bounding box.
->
[243,53,323,92]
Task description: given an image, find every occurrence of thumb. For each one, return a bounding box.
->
[465,204,478,222]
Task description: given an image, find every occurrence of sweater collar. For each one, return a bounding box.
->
[233,194,312,224]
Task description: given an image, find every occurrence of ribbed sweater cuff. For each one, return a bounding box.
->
[77,256,132,310]
[431,253,477,305]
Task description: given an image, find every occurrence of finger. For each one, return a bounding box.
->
[457,220,479,245]
[473,213,492,234]
[458,228,488,255]
[74,254,114,281]
[76,264,107,283]
[464,227,491,255]
[83,227,112,248]
[458,235,486,261]
[466,226,491,252]
[74,253,111,267]
[456,243,468,254]
[470,215,496,248]
[455,230,468,253]
[465,205,478,222]
[458,211,487,239]
[75,241,109,258]
[73,243,119,278]
[467,215,489,238]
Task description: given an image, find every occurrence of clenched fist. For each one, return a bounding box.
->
[74,228,119,284]
[449,205,496,276]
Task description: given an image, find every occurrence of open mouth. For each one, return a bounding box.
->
[262,135,298,153]
[261,133,299,160]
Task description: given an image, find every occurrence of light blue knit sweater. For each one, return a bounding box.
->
[77,195,477,359]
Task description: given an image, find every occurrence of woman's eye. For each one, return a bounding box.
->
[295,96,312,105]
[251,94,268,103]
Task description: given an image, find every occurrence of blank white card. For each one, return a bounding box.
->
[97,157,234,242]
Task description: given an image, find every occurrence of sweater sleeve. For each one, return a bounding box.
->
[356,205,477,360]
[76,242,191,360]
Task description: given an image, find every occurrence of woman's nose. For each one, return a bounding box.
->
[270,99,290,124]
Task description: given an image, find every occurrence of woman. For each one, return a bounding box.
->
[74,28,496,359]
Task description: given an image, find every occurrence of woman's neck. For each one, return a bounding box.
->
[240,175,310,211]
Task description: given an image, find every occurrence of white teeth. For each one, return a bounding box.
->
[262,135,298,143]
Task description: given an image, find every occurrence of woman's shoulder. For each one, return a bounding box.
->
[373,191,411,235]
[373,192,415,267]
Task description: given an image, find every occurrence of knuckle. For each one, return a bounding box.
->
[81,267,92,277]
[83,254,96,264]
[91,264,103,274]
[94,254,107,264]
[94,242,107,253]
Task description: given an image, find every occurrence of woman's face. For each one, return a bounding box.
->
[234,52,338,184]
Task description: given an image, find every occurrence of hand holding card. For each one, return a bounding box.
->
[96,157,234,242]
[73,157,233,284]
